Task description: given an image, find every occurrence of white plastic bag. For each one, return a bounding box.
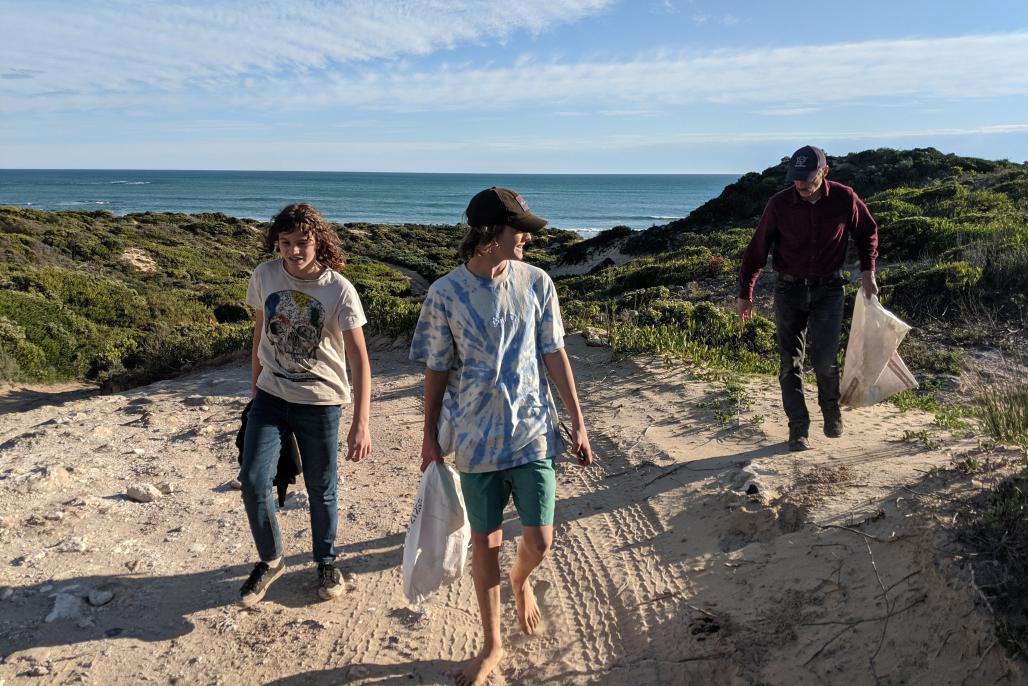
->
[841,295,918,407]
[402,462,471,604]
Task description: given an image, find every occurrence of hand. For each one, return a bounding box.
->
[346,422,371,462]
[861,271,879,299]
[420,433,444,473]
[568,423,593,466]
[737,298,753,322]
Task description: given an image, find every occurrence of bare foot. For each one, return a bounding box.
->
[455,646,504,686]
[511,574,543,635]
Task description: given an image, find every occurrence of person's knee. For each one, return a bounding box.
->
[521,532,551,559]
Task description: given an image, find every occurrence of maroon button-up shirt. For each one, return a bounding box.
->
[738,179,878,300]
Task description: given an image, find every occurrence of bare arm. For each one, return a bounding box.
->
[250,310,264,397]
[342,326,372,462]
[543,348,593,466]
[420,367,449,472]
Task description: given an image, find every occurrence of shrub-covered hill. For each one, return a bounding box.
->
[0,206,575,385]
[553,148,1028,385]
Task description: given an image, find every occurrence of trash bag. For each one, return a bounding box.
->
[402,462,471,604]
[841,295,918,407]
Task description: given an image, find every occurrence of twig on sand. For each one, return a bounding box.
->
[635,590,680,607]
[687,604,717,618]
[802,595,927,666]
[815,523,891,542]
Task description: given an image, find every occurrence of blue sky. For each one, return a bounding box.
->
[2,0,1027,173]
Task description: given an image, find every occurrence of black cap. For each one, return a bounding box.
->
[786,145,827,182]
[465,187,547,232]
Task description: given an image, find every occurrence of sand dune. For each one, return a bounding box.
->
[0,337,1021,685]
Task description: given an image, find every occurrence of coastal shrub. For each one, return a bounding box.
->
[866,197,921,218]
[883,261,983,315]
[361,292,421,339]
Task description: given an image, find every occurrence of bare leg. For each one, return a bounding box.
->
[509,525,552,635]
[457,529,505,686]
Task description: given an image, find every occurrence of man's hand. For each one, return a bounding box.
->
[346,421,371,462]
[420,434,444,473]
[737,298,753,322]
[568,423,593,466]
[861,271,879,299]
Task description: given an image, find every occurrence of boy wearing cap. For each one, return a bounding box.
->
[737,146,879,451]
[410,187,593,686]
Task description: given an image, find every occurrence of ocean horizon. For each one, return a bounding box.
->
[0,170,740,238]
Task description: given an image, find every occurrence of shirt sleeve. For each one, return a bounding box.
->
[738,198,778,300]
[536,273,565,354]
[851,194,879,273]
[245,265,263,310]
[409,284,455,372]
[337,279,368,332]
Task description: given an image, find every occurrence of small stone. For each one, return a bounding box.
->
[27,466,71,493]
[183,395,210,407]
[28,664,51,676]
[45,592,84,623]
[188,544,207,555]
[58,537,88,553]
[126,483,162,503]
[131,448,145,456]
[227,478,242,490]
[44,511,65,522]
[157,482,176,495]
[87,589,114,607]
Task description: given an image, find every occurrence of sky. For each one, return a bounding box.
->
[2,0,1028,173]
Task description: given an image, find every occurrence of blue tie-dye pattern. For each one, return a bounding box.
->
[410,262,565,474]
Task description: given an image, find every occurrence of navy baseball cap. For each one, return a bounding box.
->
[786,145,827,182]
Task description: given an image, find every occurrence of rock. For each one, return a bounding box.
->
[227,479,242,490]
[582,326,610,347]
[58,537,88,553]
[283,492,310,511]
[131,448,146,456]
[28,663,51,676]
[126,483,162,503]
[157,482,176,495]
[87,589,114,607]
[45,592,85,623]
[44,511,65,522]
[183,395,210,407]
[26,466,71,493]
[188,544,207,555]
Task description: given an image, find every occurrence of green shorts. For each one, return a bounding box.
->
[459,457,557,534]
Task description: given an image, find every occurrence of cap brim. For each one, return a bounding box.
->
[509,213,548,232]
[786,168,821,182]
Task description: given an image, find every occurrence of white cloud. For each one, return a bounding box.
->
[758,107,822,116]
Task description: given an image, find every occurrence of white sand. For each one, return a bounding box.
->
[0,337,1021,684]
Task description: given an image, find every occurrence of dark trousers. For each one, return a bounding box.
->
[773,276,845,433]
[240,389,342,564]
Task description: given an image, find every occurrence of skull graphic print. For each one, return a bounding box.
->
[264,290,325,381]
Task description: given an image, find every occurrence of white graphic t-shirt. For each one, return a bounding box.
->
[246,259,367,405]
[409,261,565,474]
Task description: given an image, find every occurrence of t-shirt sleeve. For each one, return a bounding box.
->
[537,274,565,354]
[337,279,368,332]
[409,285,455,372]
[245,266,263,310]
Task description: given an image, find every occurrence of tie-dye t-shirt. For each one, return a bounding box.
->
[246,259,367,406]
[410,261,565,474]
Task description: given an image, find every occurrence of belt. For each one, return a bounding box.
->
[778,271,842,286]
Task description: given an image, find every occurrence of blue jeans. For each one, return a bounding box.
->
[773,275,845,433]
[240,389,342,564]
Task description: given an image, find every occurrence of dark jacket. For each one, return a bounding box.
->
[236,401,302,506]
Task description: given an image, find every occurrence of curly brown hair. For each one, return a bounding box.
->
[264,203,346,270]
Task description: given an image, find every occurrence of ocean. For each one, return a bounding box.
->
[0,170,739,237]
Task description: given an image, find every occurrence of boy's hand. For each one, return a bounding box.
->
[420,434,444,473]
[564,422,593,466]
[346,422,371,462]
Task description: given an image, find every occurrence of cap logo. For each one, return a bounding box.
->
[795,156,808,167]
[514,194,530,212]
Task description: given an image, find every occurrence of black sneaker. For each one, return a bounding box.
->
[788,426,811,452]
[317,562,344,600]
[824,414,844,438]
[239,559,285,607]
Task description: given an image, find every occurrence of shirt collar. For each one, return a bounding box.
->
[789,178,832,205]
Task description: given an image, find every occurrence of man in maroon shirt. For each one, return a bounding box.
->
[737,145,879,451]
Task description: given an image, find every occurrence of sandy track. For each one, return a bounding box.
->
[0,337,1022,685]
